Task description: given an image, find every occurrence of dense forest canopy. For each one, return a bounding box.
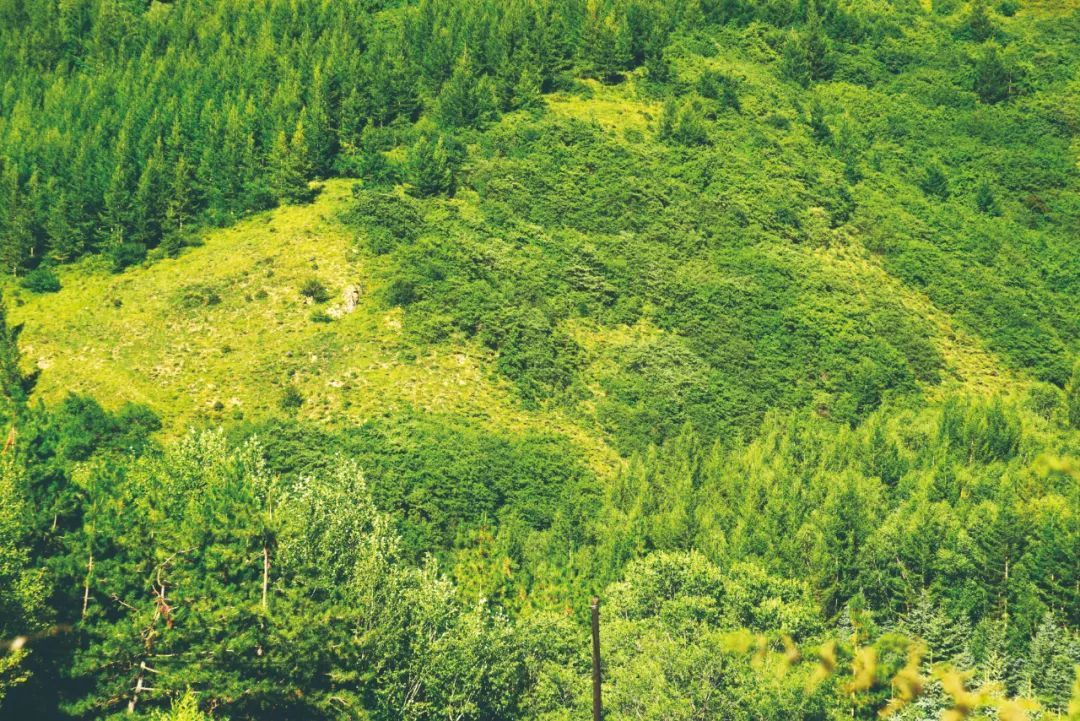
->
[0,0,1078,719]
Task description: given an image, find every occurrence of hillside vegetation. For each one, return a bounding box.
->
[0,0,1078,719]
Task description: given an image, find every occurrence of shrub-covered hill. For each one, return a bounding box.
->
[0,0,1079,719]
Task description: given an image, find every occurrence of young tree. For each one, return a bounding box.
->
[585,0,632,82]
[1016,612,1079,711]
[974,45,1017,104]
[268,124,314,206]
[407,133,456,197]
[435,50,498,129]
[921,163,950,200]
[975,179,1001,215]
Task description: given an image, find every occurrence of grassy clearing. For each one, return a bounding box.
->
[8,179,620,474]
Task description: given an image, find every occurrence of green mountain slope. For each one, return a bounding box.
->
[1,0,1078,719]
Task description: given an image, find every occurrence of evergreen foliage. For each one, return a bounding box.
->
[0,0,1077,719]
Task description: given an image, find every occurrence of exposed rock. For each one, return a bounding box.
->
[328,284,363,318]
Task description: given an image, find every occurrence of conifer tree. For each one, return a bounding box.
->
[99,133,134,249]
[585,0,632,82]
[45,189,83,262]
[975,179,1001,215]
[1017,612,1079,711]
[0,163,31,275]
[435,50,498,129]
[974,45,1016,104]
[268,125,313,206]
[131,142,165,247]
[407,133,456,197]
[305,67,335,176]
[921,163,950,199]
[899,589,969,666]
[0,293,24,415]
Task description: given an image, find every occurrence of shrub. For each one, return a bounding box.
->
[343,191,425,255]
[280,385,304,410]
[920,164,950,199]
[696,70,740,111]
[109,242,148,272]
[175,284,222,309]
[300,278,330,303]
[21,267,61,293]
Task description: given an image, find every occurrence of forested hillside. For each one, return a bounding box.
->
[0,0,1078,719]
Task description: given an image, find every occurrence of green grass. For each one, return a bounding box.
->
[7,179,620,474]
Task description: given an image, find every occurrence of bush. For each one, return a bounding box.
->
[21,267,61,293]
[109,242,148,272]
[280,385,304,410]
[310,309,333,323]
[175,284,222,309]
[300,278,330,303]
[343,191,425,255]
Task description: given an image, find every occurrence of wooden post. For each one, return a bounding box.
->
[591,597,602,721]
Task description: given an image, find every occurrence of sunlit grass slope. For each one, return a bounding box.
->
[8,179,618,471]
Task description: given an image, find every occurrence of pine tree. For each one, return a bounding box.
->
[407,133,456,198]
[99,132,134,249]
[921,163,950,200]
[435,50,497,129]
[975,179,1001,215]
[974,45,1016,105]
[0,292,25,415]
[131,142,165,247]
[1017,612,1079,711]
[166,154,196,237]
[510,65,543,111]
[268,125,313,206]
[899,589,969,666]
[305,67,335,176]
[586,0,632,82]
[45,189,83,262]
[0,162,31,275]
